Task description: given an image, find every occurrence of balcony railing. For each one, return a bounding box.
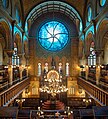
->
[0,77,30,106]
[78,77,108,106]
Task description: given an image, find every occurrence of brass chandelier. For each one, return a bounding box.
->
[40,70,68,97]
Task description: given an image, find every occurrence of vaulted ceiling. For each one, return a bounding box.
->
[21,0,85,20]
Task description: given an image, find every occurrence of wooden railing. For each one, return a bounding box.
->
[78,77,108,106]
[0,77,30,106]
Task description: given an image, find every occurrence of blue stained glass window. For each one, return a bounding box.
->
[100,0,106,6]
[79,21,83,32]
[16,8,20,23]
[25,22,28,34]
[88,6,92,22]
[2,0,9,8]
[38,21,69,52]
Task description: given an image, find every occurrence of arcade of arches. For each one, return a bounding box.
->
[0,0,108,118]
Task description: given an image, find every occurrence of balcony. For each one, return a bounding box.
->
[0,77,30,106]
[78,77,108,106]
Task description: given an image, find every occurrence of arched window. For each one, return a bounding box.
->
[79,21,83,32]
[25,21,28,34]
[38,21,69,52]
[66,63,69,76]
[88,42,96,66]
[44,63,48,73]
[16,7,22,26]
[38,63,41,76]
[16,8,20,23]
[100,0,106,6]
[87,6,92,22]
[59,63,62,74]
[12,44,19,66]
[2,0,9,8]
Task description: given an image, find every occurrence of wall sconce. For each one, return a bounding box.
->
[80,65,85,71]
[93,65,96,68]
[83,98,92,107]
[80,65,84,69]
[4,65,8,68]
[78,88,83,94]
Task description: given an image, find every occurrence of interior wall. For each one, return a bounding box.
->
[29,12,79,77]
[104,41,108,64]
[0,43,3,65]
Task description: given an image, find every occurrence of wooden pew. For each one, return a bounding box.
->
[0,107,18,118]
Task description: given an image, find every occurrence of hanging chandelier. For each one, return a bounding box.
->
[40,70,68,97]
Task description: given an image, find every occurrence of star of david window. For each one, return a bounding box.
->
[38,21,69,52]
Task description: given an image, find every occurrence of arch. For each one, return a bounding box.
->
[25,1,83,32]
[14,32,22,54]
[0,33,5,49]
[0,18,11,49]
[96,17,108,50]
[47,70,59,80]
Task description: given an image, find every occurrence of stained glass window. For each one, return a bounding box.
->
[16,8,20,23]
[38,63,41,76]
[16,8,22,27]
[88,42,96,66]
[100,0,106,6]
[25,21,28,34]
[87,6,92,22]
[12,47,19,66]
[79,21,83,32]
[38,21,69,52]
[66,63,69,76]
[2,0,9,8]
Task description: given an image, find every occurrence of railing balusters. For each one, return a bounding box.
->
[78,77,108,106]
[0,77,30,106]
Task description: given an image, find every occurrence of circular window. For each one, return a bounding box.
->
[87,6,92,22]
[38,21,69,52]
[100,0,106,6]
[2,0,9,8]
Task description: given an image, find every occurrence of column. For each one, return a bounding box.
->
[71,37,79,77]
[7,50,13,85]
[25,56,29,77]
[19,60,23,80]
[96,65,100,85]
[85,65,89,80]
[7,20,16,84]
[96,54,101,85]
